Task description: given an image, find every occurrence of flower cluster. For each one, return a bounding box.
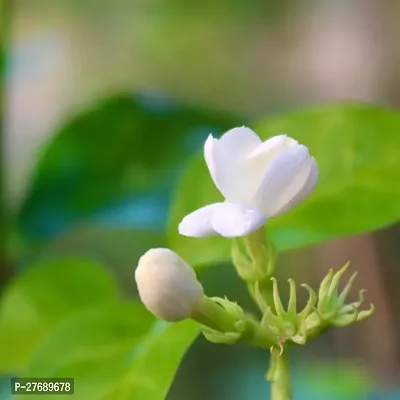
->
[134,127,373,354]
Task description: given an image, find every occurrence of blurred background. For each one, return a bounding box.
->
[2,0,400,399]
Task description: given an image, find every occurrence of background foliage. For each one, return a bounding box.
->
[2,1,400,399]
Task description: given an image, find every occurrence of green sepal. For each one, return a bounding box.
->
[211,296,245,321]
[191,296,242,333]
[259,278,317,346]
[231,227,276,283]
[201,326,242,344]
[195,296,269,346]
[231,239,253,281]
[306,263,374,335]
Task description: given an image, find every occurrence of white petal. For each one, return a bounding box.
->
[211,203,266,238]
[286,157,318,206]
[203,127,261,202]
[239,135,299,201]
[247,134,298,160]
[204,134,218,186]
[271,157,318,216]
[252,145,312,216]
[178,203,225,237]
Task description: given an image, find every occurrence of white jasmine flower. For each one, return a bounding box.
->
[135,248,204,321]
[179,127,318,238]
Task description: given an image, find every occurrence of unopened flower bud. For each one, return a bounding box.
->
[135,248,204,322]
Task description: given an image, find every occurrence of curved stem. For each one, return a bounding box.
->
[267,351,292,400]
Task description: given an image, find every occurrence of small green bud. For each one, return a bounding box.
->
[306,262,374,335]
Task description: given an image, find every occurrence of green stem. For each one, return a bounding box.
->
[240,315,275,348]
[267,351,292,400]
[191,296,239,332]
[235,228,277,314]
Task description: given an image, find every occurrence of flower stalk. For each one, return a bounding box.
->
[191,296,241,333]
[232,227,276,312]
[267,349,292,400]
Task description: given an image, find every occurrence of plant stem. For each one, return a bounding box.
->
[192,296,239,332]
[267,351,292,400]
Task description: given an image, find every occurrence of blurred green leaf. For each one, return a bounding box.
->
[169,103,400,266]
[105,318,199,400]
[0,257,117,372]
[26,228,166,295]
[18,94,238,219]
[23,301,199,400]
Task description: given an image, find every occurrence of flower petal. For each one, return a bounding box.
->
[204,134,218,184]
[247,134,298,160]
[211,203,266,238]
[252,145,313,216]
[239,135,299,201]
[204,127,261,202]
[178,203,225,237]
[282,156,318,210]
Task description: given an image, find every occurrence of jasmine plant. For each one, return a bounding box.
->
[136,127,374,400]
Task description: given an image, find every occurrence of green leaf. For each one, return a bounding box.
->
[0,257,117,373]
[23,301,199,400]
[105,318,199,400]
[27,228,166,295]
[168,103,400,266]
[17,94,239,217]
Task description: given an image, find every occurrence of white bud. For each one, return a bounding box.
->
[135,248,204,322]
